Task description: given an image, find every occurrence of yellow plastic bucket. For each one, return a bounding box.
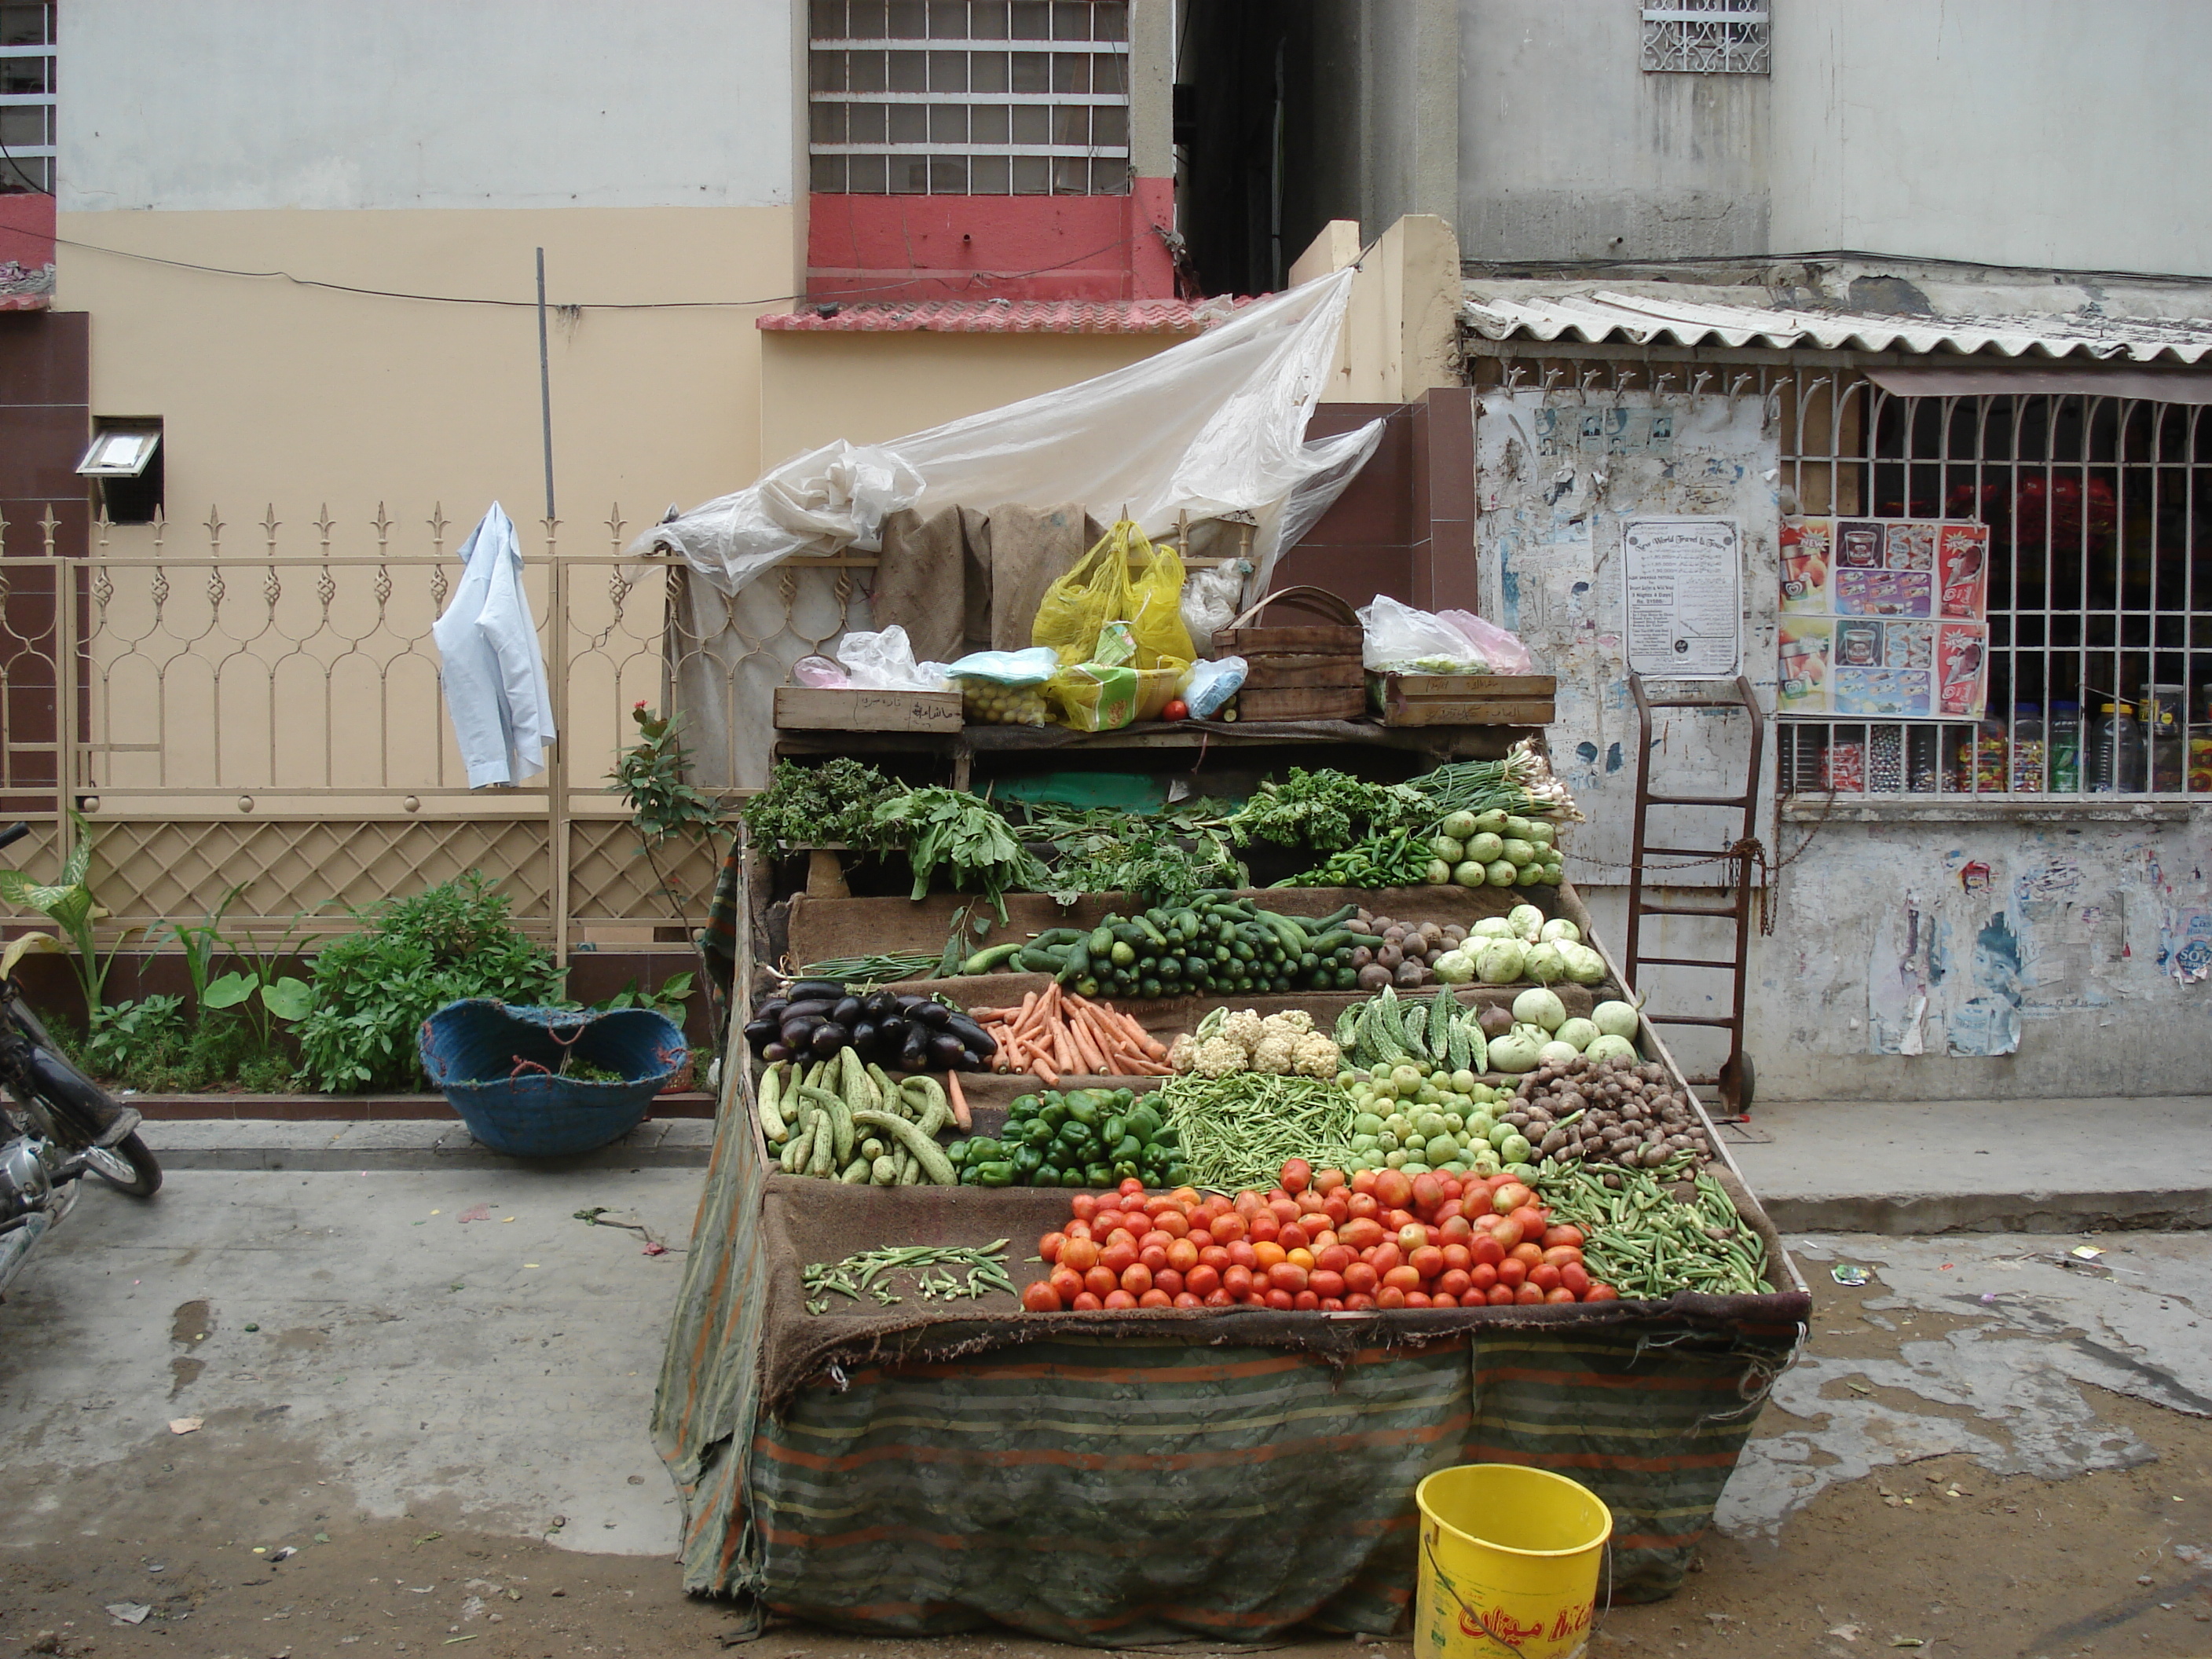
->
[1414,1464,1613,1659]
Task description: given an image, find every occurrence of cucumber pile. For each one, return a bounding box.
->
[961,898,1379,998]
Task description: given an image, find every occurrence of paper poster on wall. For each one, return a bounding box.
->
[1621,516,1741,678]
[1777,517,1988,720]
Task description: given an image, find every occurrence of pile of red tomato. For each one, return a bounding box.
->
[1020,1157,1617,1313]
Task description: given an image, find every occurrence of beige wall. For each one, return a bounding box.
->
[1290,214,1462,405]
[57,204,801,533]
[758,330,1181,467]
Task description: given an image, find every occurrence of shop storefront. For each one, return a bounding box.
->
[1459,287,2212,1101]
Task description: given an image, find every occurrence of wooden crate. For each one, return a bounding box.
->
[1235,683,1368,721]
[773,686,965,733]
[1214,585,1364,660]
[1368,671,1557,727]
[1239,657,1368,690]
[1216,587,1365,716]
[1216,622,1362,654]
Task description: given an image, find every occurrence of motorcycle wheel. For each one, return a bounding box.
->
[82,1131,162,1198]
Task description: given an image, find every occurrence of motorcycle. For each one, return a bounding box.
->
[0,822,163,1301]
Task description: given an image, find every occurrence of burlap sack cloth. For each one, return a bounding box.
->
[873,503,1104,658]
[753,1166,1800,1415]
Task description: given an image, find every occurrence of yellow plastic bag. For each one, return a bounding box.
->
[1046,661,1190,732]
[1049,663,1141,732]
[1031,520,1195,672]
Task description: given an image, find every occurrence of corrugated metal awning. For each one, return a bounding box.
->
[1459,288,2212,363]
[1863,364,2212,403]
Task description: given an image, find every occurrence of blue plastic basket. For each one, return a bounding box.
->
[418,1000,688,1159]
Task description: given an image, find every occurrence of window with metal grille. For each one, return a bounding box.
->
[808,0,1131,196]
[1777,382,2211,800]
[0,0,54,195]
[1640,2,1769,75]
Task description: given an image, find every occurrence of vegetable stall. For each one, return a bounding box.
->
[654,687,1807,1643]
[639,273,1799,1646]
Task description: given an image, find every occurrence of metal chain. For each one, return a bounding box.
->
[1562,780,1843,937]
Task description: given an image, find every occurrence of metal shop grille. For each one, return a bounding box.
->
[0,0,55,195]
[1640,2,1769,75]
[1777,383,2212,800]
[808,0,1131,196]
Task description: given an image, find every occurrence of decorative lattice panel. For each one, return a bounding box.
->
[566,818,723,926]
[68,818,557,939]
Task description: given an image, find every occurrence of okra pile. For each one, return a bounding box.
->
[1533,1158,1771,1297]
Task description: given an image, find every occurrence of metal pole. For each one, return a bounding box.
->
[545,529,569,964]
[536,247,556,524]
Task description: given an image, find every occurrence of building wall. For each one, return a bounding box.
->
[1770,0,2212,276]
[1456,0,2212,277]
[51,0,803,522]
[59,0,797,214]
[1737,808,2212,1102]
[1457,0,1769,262]
[757,331,1177,464]
[53,207,796,529]
[1473,374,2212,1104]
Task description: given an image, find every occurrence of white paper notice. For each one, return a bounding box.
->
[1622,516,1741,677]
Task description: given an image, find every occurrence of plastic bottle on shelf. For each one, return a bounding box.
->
[2143,683,2185,793]
[2089,700,2145,793]
[2049,701,2082,793]
[2009,704,2047,793]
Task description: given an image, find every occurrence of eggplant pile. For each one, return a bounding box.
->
[746,979,998,1073]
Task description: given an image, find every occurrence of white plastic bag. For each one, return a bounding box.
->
[792,654,850,688]
[1438,610,1537,676]
[1184,656,1247,719]
[834,624,952,692]
[1180,561,1246,654]
[1360,596,1492,672]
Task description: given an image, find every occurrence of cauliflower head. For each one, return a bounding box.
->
[1194,1035,1247,1079]
[1263,1009,1315,1036]
[1250,1033,1297,1075]
[1291,1033,1342,1078]
[1166,1032,1199,1074]
[1220,1009,1266,1051]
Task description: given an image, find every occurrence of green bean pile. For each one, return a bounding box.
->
[1155,1071,1359,1194]
[1535,1159,1772,1298]
[801,1242,1013,1316]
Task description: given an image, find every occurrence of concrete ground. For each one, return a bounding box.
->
[5,1160,2212,1656]
[1728,1096,2212,1234]
[0,1167,701,1558]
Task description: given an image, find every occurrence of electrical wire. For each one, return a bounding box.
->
[0,220,1144,310]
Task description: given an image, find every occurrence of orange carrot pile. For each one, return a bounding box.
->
[967,987,1173,1086]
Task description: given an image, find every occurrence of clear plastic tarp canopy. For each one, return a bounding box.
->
[637,269,1378,598]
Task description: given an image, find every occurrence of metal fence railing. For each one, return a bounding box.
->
[0,501,869,950]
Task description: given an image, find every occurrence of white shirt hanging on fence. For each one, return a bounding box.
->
[433,503,557,789]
